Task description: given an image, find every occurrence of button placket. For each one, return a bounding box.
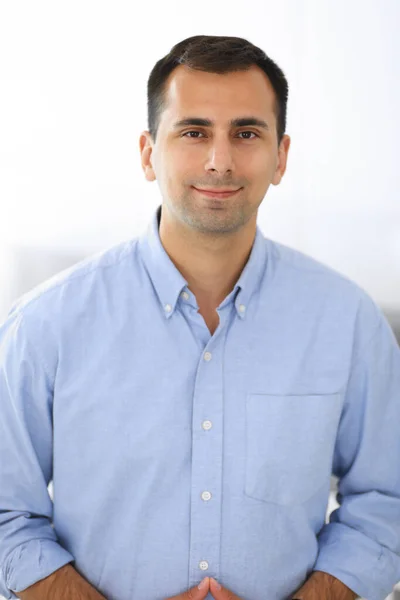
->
[189,326,222,586]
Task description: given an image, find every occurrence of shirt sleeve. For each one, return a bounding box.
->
[314,310,400,600]
[0,308,74,599]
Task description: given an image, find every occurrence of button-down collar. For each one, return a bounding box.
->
[138,205,268,320]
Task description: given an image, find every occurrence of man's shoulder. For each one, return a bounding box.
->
[268,237,349,281]
[7,237,140,319]
[267,237,366,294]
[265,236,382,331]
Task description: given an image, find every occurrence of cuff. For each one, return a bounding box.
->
[2,538,75,599]
[315,522,400,600]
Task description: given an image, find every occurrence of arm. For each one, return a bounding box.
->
[0,310,74,598]
[291,570,357,599]
[17,564,106,600]
[312,308,400,600]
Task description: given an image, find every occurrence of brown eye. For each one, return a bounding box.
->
[182,130,259,139]
[238,131,258,139]
[182,131,204,138]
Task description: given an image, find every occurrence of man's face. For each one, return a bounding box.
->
[140,64,290,235]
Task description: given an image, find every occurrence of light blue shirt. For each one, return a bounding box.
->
[1,204,399,600]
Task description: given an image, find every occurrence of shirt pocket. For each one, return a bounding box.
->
[245,392,342,506]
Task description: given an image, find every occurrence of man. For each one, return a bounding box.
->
[0,34,399,600]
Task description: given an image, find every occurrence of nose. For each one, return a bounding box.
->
[204,137,235,175]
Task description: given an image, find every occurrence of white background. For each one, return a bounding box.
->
[0,0,399,315]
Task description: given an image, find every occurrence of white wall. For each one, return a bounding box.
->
[1,0,399,314]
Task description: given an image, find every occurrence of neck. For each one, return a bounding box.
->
[158,205,255,308]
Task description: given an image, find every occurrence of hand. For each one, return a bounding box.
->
[209,577,242,600]
[166,576,211,600]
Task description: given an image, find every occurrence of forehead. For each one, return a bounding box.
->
[160,64,276,126]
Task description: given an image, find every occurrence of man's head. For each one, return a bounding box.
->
[140,35,291,237]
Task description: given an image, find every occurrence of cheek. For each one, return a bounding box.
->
[164,167,184,194]
[255,158,277,185]
[165,158,195,187]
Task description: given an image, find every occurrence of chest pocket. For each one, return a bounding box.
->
[245,393,343,506]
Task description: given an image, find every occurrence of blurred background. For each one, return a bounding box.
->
[0,0,399,598]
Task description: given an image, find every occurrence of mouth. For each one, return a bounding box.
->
[192,186,241,199]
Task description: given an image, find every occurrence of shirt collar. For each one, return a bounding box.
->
[138,204,268,321]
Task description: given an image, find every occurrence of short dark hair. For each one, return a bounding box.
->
[147,35,289,146]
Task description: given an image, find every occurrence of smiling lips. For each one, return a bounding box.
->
[193,186,241,198]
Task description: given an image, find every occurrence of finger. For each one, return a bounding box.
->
[166,576,210,600]
[209,578,240,599]
[186,576,210,599]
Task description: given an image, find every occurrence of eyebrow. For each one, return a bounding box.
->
[172,117,269,131]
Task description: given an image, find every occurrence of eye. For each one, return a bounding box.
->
[182,131,204,138]
[238,131,259,139]
[182,131,259,139]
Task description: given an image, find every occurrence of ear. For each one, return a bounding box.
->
[272,134,291,186]
[139,131,157,182]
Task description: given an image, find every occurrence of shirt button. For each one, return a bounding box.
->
[239,304,246,313]
[165,304,172,312]
[199,560,209,571]
[202,420,212,430]
[201,491,212,501]
[181,291,189,300]
[204,351,212,361]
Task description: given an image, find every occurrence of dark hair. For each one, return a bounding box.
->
[147,35,289,146]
